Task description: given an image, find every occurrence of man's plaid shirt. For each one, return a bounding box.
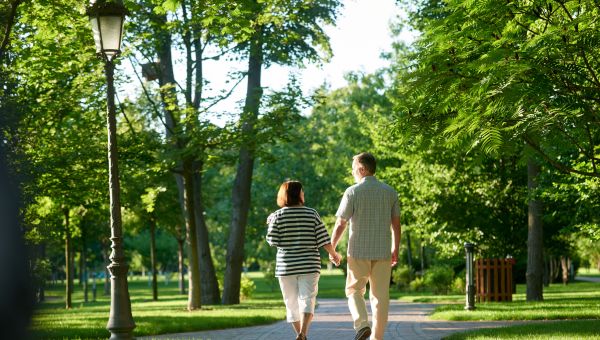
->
[336,176,401,259]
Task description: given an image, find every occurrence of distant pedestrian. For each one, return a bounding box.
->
[267,180,341,340]
[330,153,401,340]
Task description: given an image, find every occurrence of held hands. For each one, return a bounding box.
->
[329,252,342,267]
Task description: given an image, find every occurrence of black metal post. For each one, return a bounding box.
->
[464,242,476,311]
[104,59,135,339]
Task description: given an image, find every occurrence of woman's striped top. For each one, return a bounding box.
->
[266,206,331,277]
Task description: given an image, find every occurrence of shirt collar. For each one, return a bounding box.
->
[361,176,377,183]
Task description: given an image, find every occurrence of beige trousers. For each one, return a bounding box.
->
[345,256,392,340]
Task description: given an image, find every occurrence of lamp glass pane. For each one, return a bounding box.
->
[99,15,123,56]
[89,17,103,54]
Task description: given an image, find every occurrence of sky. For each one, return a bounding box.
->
[123,0,412,124]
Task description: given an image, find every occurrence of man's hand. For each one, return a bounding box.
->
[329,252,342,266]
[391,248,399,267]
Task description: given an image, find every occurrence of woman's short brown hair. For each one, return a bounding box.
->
[277,180,304,207]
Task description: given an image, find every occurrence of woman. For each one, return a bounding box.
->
[266,180,341,340]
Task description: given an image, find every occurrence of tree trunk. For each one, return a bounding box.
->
[193,163,220,304]
[526,158,544,301]
[64,208,72,309]
[405,231,413,281]
[102,245,110,296]
[177,235,186,295]
[222,31,263,305]
[182,3,219,304]
[154,12,201,309]
[39,244,46,302]
[150,216,158,301]
[183,162,202,309]
[420,236,425,274]
[560,257,569,285]
[81,235,88,303]
[543,256,550,287]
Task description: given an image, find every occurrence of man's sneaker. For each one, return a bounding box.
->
[354,326,371,340]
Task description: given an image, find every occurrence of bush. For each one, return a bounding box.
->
[424,266,454,294]
[452,276,466,294]
[409,277,426,292]
[240,274,256,300]
[392,265,413,290]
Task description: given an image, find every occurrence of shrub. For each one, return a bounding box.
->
[240,274,256,300]
[409,277,426,292]
[424,266,454,294]
[392,265,413,290]
[452,276,466,294]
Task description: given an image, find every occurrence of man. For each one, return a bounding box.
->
[330,152,401,340]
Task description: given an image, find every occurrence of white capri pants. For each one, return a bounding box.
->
[278,272,320,322]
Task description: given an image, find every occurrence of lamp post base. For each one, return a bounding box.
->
[106,262,135,339]
[465,284,476,311]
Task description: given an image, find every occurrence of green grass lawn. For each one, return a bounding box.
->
[577,267,600,277]
[429,281,600,321]
[444,320,600,340]
[419,280,600,339]
[30,269,347,339]
[31,269,600,339]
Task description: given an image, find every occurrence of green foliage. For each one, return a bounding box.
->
[410,277,426,292]
[423,265,454,294]
[394,0,600,179]
[240,274,256,300]
[392,265,413,290]
[452,276,466,295]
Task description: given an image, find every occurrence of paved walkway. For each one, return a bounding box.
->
[142,299,525,340]
[576,276,600,283]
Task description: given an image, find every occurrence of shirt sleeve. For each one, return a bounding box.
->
[314,210,331,248]
[335,188,354,220]
[392,194,401,218]
[266,213,280,247]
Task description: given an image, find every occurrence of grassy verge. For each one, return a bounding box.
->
[423,280,600,339]
[429,281,600,321]
[443,320,600,339]
[30,269,347,339]
[577,267,600,277]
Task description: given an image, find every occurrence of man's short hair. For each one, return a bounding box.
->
[353,152,376,174]
[277,180,304,207]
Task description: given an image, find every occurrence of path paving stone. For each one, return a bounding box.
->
[141,298,525,340]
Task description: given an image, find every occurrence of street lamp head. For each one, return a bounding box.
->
[86,0,128,61]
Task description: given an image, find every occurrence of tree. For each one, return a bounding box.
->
[127,0,230,307]
[222,0,342,305]
[394,0,600,301]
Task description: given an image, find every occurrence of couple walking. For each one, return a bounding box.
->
[267,152,402,340]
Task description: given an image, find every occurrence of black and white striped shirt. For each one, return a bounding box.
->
[266,206,331,277]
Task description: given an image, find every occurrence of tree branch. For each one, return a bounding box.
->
[0,0,23,60]
[114,91,139,142]
[523,134,599,177]
[127,53,175,136]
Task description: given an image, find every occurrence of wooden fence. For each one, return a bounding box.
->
[475,258,515,302]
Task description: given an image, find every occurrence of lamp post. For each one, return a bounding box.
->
[87,1,135,338]
[464,242,476,311]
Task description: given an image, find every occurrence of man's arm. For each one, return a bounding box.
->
[391,216,401,267]
[331,217,347,249]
